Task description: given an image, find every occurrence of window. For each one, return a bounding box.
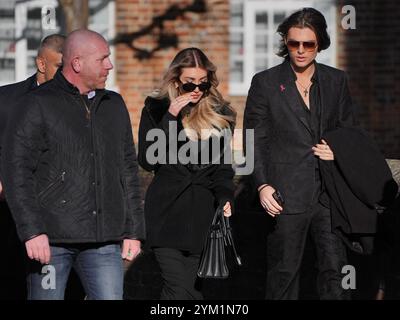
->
[229,0,337,96]
[89,0,116,90]
[0,0,61,86]
[0,1,16,83]
[0,0,116,90]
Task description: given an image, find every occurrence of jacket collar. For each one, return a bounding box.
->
[278,59,312,134]
[278,59,327,135]
[144,96,170,125]
[53,68,108,99]
[281,57,321,84]
[27,74,39,90]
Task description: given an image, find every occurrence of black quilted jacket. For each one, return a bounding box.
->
[1,69,145,243]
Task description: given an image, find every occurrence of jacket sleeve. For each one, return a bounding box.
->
[121,105,146,241]
[137,105,177,172]
[243,73,271,189]
[1,95,47,242]
[0,87,11,183]
[338,72,355,127]
[211,163,235,208]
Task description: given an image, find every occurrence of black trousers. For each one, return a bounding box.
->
[266,200,350,300]
[153,247,203,300]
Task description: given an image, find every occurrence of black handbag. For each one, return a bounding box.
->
[197,205,242,279]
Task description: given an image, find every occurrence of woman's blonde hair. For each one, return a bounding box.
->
[151,47,236,139]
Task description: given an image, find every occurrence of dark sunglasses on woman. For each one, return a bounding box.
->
[286,40,317,52]
[181,82,211,92]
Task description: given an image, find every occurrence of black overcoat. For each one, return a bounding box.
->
[138,97,235,253]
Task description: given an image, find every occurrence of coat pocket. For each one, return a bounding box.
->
[38,171,66,207]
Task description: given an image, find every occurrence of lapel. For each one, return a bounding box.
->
[278,59,312,135]
[315,65,330,136]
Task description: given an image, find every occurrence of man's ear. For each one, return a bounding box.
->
[71,57,81,73]
[36,56,46,74]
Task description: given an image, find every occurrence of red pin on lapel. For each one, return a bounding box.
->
[280,84,285,92]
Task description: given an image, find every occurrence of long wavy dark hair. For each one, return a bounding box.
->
[276,7,330,58]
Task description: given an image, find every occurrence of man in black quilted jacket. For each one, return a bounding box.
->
[1,29,145,300]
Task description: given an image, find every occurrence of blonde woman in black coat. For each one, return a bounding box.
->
[138,48,236,299]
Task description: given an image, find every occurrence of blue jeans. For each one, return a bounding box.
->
[27,243,124,300]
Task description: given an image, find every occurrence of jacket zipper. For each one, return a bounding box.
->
[89,99,102,241]
[79,95,92,120]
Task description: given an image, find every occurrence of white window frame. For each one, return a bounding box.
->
[229,0,337,96]
[0,0,59,86]
[15,0,60,83]
[1,0,117,90]
[0,2,18,86]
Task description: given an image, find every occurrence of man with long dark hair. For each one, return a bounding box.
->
[244,8,354,299]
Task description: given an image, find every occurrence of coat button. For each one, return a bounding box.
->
[60,199,67,205]
[92,210,97,215]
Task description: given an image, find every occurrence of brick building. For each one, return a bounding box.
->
[336,0,400,159]
[1,0,398,158]
[114,0,400,158]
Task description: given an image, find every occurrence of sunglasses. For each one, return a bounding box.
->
[286,40,317,52]
[181,82,211,92]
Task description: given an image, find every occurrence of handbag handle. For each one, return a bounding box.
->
[215,204,242,267]
[210,204,223,227]
[224,216,242,266]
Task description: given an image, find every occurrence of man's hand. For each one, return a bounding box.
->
[25,234,51,265]
[121,239,141,261]
[312,139,334,161]
[258,185,283,217]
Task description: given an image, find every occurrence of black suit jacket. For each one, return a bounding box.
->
[244,59,354,213]
[0,74,37,179]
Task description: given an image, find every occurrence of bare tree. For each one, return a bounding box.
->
[58,0,89,33]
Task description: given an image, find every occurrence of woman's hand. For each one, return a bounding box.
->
[223,201,232,217]
[168,93,193,117]
[312,139,334,161]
